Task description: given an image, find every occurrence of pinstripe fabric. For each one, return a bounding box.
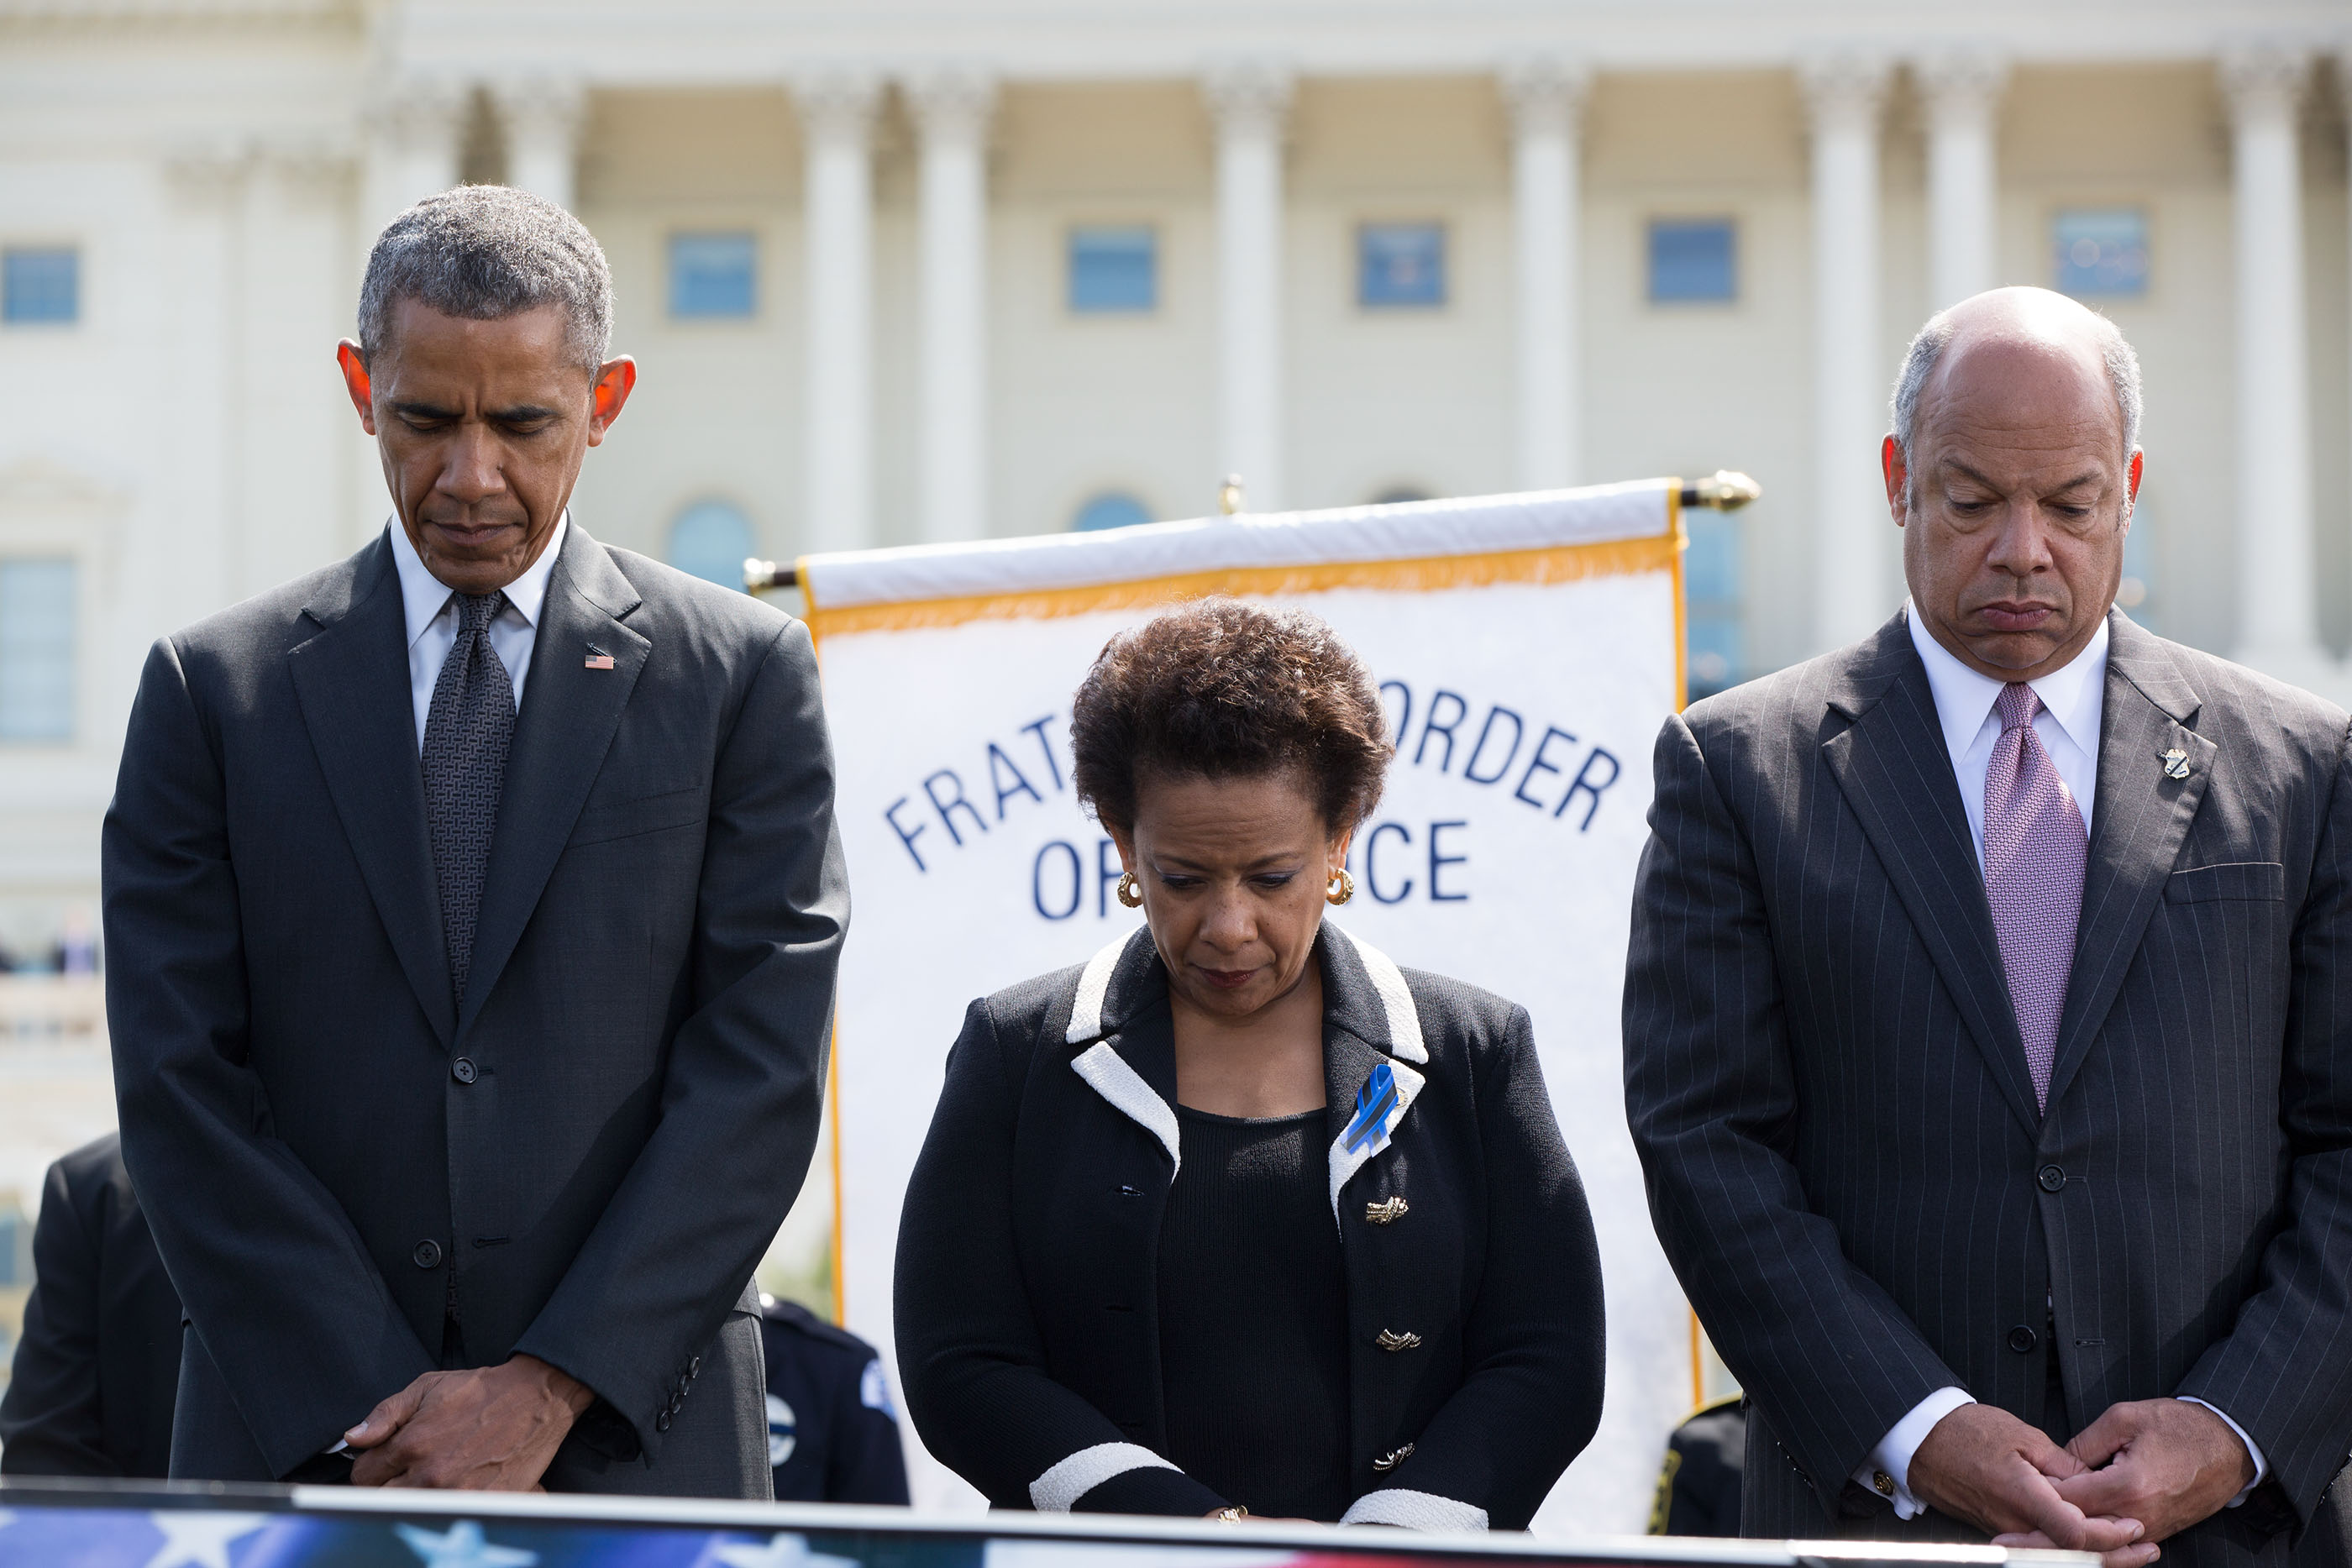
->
[1624,611,2352,1566]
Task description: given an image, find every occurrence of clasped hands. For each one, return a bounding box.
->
[1908,1399,2255,1568]
[342,1354,596,1490]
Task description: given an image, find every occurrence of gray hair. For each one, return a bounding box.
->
[358,185,612,375]
[1890,302,2142,466]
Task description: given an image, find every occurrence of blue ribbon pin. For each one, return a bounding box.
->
[1345,1062,1399,1156]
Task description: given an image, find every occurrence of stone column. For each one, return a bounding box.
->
[360,76,465,244]
[503,78,587,212]
[791,70,885,554]
[2222,45,2323,679]
[1501,57,1590,492]
[1203,61,1294,513]
[1801,55,1895,653]
[160,147,250,621]
[908,66,996,545]
[1918,50,2007,310]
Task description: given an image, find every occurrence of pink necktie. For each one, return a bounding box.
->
[1982,683,2087,1109]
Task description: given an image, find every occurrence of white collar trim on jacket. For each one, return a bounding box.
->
[1070,1041,1181,1177]
[1328,921,1427,1063]
[1064,930,1131,1046]
[1063,925,1429,1227]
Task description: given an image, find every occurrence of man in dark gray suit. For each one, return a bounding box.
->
[1625,286,2352,1566]
[102,186,848,1496]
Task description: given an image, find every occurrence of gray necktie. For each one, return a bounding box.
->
[422,590,514,1004]
[1982,682,2087,1109]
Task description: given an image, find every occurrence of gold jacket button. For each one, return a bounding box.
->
[1373,1443,1416,1472]
[1365,1196,1409,1225]
[1375,1329,1422,1352]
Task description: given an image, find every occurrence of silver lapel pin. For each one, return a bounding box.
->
[2160,747,2191,780]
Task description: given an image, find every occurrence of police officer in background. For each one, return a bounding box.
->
[0,1134,180,1477]
[1648,1396,1746,1538]
[759,1294,909,1505]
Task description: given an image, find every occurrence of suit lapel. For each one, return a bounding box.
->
[457,527,649,1033]
[2043,614,2210,1109]
[286,535,456,1046]
[1820,615,2043,1137]
[1068,930,1183,1172]
[1317,925,1428,1224]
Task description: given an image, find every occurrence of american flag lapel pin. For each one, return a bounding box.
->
[584,643,616,671]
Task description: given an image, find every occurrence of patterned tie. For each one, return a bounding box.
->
[422,590,515,1005]
[1982,682,2087,1110]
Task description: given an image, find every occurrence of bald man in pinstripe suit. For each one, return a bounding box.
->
[1625,288,2352,1568]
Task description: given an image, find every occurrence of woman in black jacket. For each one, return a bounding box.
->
[894,599,1605,1530]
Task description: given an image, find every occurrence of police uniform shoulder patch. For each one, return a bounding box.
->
[858,1358,896,1419]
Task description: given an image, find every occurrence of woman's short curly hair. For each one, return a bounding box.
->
[1070,599,1390,836]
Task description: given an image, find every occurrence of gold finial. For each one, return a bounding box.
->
[1682,470,1761,511]
[1217,475,1246,515]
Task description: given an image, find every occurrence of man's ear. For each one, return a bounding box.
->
[1882,434,1910,528]
[336,340,377,435]
[2125,448,2143,515]
[586,356,638,446]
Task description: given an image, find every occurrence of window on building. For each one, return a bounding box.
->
[1648,218,1737,304]
[1070,492,1152,532]
[669,233,758,319]
[3,248,79,325]
[1357,223,1446,309]
[0,559,76,742]
[1068,226,1158,313]
[1683,511,1744,700]
[668,501,756,589]
[2053,207,2149,300]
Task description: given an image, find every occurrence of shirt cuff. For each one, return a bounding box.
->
[1852,1387,1977,1520]
[2178,1398,2267,1505]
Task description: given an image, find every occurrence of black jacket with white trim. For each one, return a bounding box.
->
[893,922,1605,1530]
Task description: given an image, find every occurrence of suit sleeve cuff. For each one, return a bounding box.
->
[1028,1441,1226,1516]
[1851,1386,1976,1520]
[2178,1398,2268,1505]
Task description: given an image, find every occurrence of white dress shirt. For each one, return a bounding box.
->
[1851,606,2265,1519]
[387,514,568,753]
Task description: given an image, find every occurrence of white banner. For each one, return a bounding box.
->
[805,481,1694,1537]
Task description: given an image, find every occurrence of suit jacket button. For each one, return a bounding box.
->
[1375,1329,1422,1352]
[451,1057,478,1085]
[655,1411,671,1434]
[412,1240,442,1269]
[2038,1164,2066,1193]
[2008,1324,2039,1354]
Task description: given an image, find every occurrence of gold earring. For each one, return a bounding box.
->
[1326,868,1355,906]
[1116,870,1144,909]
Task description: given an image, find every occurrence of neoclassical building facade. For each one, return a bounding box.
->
[0,0,2347,953]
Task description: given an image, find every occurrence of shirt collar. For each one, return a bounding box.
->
[1904,601,2110,760]
[386,512,570,652]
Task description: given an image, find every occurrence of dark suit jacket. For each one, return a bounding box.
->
[0,1133,181,1477]
[1624,611,2352,1565]
[101,524,848,1492]
[895,923,1605,1531]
